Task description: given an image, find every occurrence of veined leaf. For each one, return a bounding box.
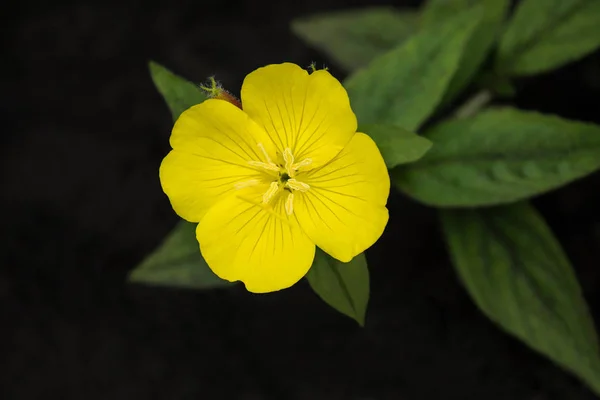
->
[149,61,207,121]
[421,0,510,105]
[394,107,600,207]
[306,249,369,326]
[496,0,600,76]
[291,7,419,73]
[129,221,232,289]
[345,7,483,132]
[361,124,432,169]
[441,202,600,394]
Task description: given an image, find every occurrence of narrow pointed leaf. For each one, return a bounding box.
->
[129,221,232,289]
[345,7,483,132]
[149,61,207,121]
[496,0,600,76]
[361,124,432,168]
[421,0,510,105]
[306,249,369,326]
[394,107,600,207]
[420,0,476,24]
[441,202,600,394]
[291,7,419,73]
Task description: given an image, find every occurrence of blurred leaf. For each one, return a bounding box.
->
[421,0,510,105]
[149,61,207,121]
[129,221,232,289]
[291,7,419,73]
[420,0,476,23]
[496,0,600,76]
[477,71,517,98]
[345,7,483,132]
[394,107,600,207]
[361,124,432,168]
[306,249,369,326]
[441,202,600,394]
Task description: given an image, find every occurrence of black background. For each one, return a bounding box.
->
[3,0,600,398]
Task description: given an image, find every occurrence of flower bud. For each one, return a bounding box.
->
[199,76,242,109]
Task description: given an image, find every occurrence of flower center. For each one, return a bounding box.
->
[239,143,312,215]
[280,172,291,183]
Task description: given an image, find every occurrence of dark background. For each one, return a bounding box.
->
[3,0,600,398]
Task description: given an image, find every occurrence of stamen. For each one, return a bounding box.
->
[286,179,310,192]
[283,148,295,177]
[257,143,273,164]
[234,179,260,190]
[285,193,294,215]
[248,160,280,172]
[292,157,312,170]
[262,181,280,204]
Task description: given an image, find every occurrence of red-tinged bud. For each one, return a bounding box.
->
[199,76,242,109]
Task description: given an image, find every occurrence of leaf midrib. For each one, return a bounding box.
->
[476,210,600,374]
[329,260,358,317]
[406,146,600,170]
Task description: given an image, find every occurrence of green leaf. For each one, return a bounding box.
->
[361,124,433,168]
[129,221,232,289]
[149,61,207,121]
[496,0,600,76]
[421,0,510,105]
[441,202,600,394]
[344,7,483,132]
[393,107,600,207]
[420,0,476,24]
[477,71,517,98]
[306,249,369,326]
[291,7,419,73]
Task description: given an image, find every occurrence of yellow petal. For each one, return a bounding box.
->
[160,99,277,222]
[293,133,390,262]
[196,186,316,293]
[241,63,357,168]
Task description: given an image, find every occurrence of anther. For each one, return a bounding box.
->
[283,148,295,177]
[285,193,294,215]
[292,157,312,170]
[262,181,280,204]
[286,179,310,192]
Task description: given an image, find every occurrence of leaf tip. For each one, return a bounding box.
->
[127,266,147,284]
[148,60,162,75]
[355,314,366,327]
[289,17,310,38]
[419,136,434,154]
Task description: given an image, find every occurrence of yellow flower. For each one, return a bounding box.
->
[159,63,390,293]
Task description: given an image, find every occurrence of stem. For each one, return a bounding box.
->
[453,89,493,119]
